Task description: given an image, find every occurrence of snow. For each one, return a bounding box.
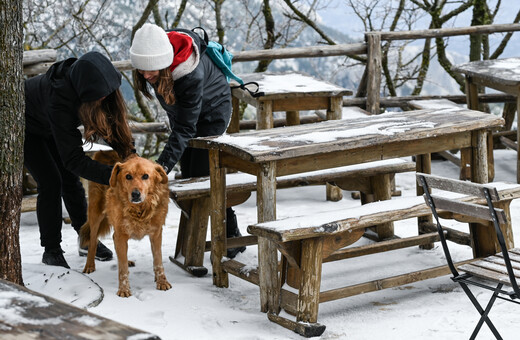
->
[14,149,520,339]
[239,72,348,95]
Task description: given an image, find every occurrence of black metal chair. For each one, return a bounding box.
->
[417,173,520,340]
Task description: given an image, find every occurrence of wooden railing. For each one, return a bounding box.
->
[24,23,520,114]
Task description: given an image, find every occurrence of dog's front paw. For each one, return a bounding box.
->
[117,287,132,297]
[156,279,172,291]
[83,264,96,274]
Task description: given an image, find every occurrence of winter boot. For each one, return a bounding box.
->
[78,238,113,261]
[42,247,70,269]
[226,207,246,258]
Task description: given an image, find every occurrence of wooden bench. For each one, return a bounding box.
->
[0,278,159,339]
[168,158,416,277]
[245,181,520,337]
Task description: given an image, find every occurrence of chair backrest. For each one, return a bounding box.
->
[416,173,520,295]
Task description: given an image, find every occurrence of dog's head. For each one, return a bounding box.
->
[109,156,168,204]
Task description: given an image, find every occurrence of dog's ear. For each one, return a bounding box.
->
[110,162,123,187]
[154,164,169,184]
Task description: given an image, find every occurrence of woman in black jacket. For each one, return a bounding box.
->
[130,23,245,258]
[25,51,134,268]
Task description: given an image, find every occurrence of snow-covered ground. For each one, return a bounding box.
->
[14,148,520,340]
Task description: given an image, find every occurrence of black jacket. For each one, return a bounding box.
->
[156,29,231,173]
[24,51,121,185]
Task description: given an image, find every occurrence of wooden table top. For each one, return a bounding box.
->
[0,279,159,339]
[232,72,352,100]
[452,57,520,86]
[190,108,504,163]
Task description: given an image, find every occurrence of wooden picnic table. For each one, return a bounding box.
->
[452,57,520,182]
[190,108,504,298]
[0,278,159,339]
[228,72,352,132]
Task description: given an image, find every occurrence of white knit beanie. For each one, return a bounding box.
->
[130,23,174,71]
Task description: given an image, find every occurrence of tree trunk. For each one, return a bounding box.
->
[0,0,25,285]
[255,0,277,72]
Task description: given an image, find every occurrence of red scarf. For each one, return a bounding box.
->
[167,31,193,72]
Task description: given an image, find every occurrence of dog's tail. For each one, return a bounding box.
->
[78,222,90,248]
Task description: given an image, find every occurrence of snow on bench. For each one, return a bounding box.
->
[168,158,415,202]
[248,181,520,242]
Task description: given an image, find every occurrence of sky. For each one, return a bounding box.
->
[316,0,520,57]
[5,107,520,339]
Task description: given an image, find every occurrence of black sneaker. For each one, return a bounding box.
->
[42,248,70,269]
[226,208,246,259]
[78,240,113,261]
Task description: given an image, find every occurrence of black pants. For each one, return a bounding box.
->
[179,120,237,234]
[24,131,87,250]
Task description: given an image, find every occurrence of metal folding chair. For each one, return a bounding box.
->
[417,173,520,340]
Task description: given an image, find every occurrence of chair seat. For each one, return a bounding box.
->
[458,248,520,288]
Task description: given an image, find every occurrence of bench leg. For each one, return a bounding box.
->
[169,198,210,277]
[297,238,323,324]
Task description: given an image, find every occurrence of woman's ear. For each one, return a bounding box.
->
[110,163,122,187]
[154,164,169,184]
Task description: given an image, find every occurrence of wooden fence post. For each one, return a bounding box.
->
[365,32,382,115]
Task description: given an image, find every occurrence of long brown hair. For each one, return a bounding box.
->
[133,68,175,105]
[78,89,134,159]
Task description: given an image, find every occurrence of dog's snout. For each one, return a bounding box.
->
[131,189,141,203]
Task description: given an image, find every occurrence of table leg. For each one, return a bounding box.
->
[416,153,434,249]
[257,100,273,130]
[465,76,495,181]
[326,96,343,201]
[286,111,300,126]
[209,149,228,287]
[370,174,393,240]
[227,96,240,133]
[470,130,498,258]
[257,161,279,313]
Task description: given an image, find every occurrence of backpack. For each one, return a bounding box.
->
[191,27,263,97]
[192,27,243,85]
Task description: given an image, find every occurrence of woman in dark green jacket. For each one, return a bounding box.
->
[24,51,134,268]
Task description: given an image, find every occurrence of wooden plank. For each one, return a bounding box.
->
[324,232,440,263]
[267,313,326,338]
[484,255,520,270]
[419,222,471,246]
[318,260,474,303]
[190,109,503,163]
[248,183,520,242]
[0,279,159,339]
[417,172,500,200]
[21,196,37,213]
[499,136,518,151]
[221,259,260,285]
[271,96,330,111]
[22,49,57,66]
[430,195,508,225]
[458,263,517,286]
[171,160,415,201]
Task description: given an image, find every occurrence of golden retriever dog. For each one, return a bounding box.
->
[79,150,171,297]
